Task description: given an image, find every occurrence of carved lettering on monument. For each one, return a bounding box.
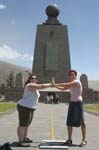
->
[46,42,58,71]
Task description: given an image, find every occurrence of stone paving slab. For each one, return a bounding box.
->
[0,103,99,150]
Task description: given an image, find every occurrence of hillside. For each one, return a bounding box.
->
[0,60,31,84]
[0,60,99,91]
[88,80,99,91]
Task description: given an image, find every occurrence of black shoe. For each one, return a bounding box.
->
[24,137,33,143]
[79,141,87,147]
[63,139,72,146]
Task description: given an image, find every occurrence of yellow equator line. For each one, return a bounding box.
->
[50,104,55,140]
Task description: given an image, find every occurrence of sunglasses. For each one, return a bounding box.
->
[31,77,37,79]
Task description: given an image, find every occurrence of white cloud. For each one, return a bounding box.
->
[21,53,32,62]
[30,56,33,61]
[0,44,21,59]
[22,54,29,59]
[0,4,6,10]
[0,44,32,65]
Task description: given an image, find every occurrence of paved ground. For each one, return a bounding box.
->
[0,103,99,150]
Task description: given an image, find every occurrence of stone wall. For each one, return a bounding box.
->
[5,87,24,102]
[82,89,98,103]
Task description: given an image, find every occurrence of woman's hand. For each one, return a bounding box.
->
[51,77,55,87]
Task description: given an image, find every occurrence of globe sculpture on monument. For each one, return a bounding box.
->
[32,4,71,83]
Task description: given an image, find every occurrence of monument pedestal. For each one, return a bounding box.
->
[39,140,68,149]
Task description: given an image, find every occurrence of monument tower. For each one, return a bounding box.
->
[32,4,71,83]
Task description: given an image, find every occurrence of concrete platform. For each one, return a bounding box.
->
[0,103,99,150]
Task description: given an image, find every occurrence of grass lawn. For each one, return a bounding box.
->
[0,102,16,113]
[0,102,99,113]
[84,104,99,112]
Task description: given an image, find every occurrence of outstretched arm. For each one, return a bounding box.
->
[27,83,51,91]
[54,85,66,90]
[52,77,76,90]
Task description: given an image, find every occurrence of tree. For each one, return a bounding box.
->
[6,71,15,88]
[0,83,6,95]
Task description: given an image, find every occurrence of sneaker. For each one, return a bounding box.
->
[24,137,33,143]
[63,139,72,146]
[79,141,87,147]
[17,142,30,147]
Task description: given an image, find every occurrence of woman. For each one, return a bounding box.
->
[17,74,51,147]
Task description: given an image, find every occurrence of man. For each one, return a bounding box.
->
[52,70,87,147]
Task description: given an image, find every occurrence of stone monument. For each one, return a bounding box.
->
[5,73,24,101]
[80,74,88,89]
[15,73,23,87]
[32,4,71,83]
[80,74,98,103]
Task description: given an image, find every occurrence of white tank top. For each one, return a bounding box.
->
[18,85,40,109]
[70,80,83,101]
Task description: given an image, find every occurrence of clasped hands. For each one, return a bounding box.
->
[51,77,55,87]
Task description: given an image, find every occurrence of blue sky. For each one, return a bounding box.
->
[0,0,99,80]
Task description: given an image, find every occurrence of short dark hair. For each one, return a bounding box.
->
[68,69,77,76]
